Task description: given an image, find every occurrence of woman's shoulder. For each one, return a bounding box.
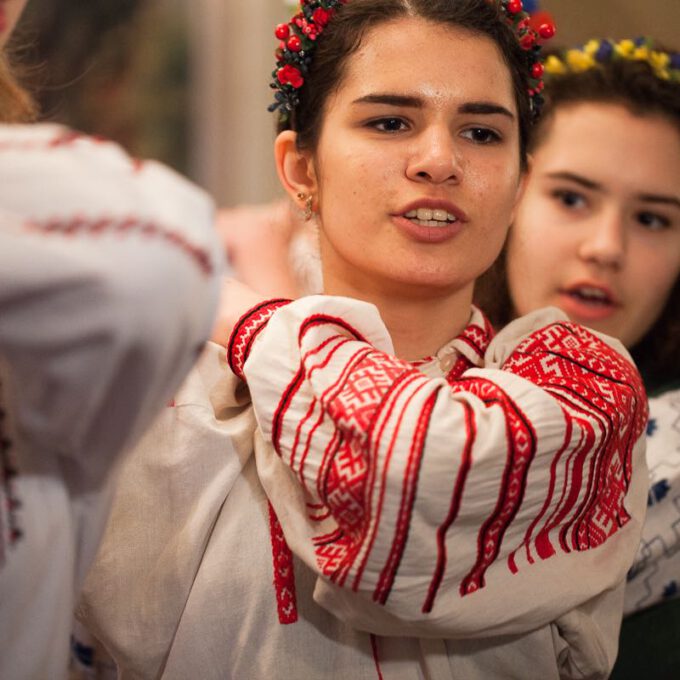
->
[485,306,633,371]
[481,307,646,423]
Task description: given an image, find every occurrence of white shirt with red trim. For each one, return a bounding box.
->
[0,124,221,680]
[79,298,647,680]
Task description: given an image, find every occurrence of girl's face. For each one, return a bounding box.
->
[0,0,28,47]
[508,103,680,348]
[306,17,524,301]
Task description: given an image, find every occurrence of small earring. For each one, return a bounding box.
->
[297,192,314,221]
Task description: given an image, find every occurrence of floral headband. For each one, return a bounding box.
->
[544,37,680,83]
[269,0,556,123]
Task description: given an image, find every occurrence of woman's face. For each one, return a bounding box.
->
[0,0,28,48]
[508,102,680,348]
[307,17,524,301]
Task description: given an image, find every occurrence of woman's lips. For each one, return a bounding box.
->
[392,199,468,243]
[392,214,463,243]
[557,284,620,322]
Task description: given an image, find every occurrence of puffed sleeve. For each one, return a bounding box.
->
[0,124,221,486]
[238,296,648,650]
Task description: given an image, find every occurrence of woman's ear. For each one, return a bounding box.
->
[274,130,318,206]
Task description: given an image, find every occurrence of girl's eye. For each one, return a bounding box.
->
[553,189,587,210]
[368,118,409,133]
[636,211,670,231]
[461,127,501,144]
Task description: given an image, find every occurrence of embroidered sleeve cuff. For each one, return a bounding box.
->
[227,298,292,381]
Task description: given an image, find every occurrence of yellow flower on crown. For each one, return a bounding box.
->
[566,49,595,72]
[633,46,651,62]
[615,39,636,57]
[544,55,567,75]
[650,51,671,72]
[583,39,600,57]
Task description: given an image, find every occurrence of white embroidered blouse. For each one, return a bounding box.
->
[0,124,221,680]
[80,297,648,679]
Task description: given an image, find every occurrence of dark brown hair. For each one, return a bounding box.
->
[279,0,534,170]
[475,55,680,391]
[0,54,36,123]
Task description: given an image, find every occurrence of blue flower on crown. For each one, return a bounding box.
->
[595,40,614,63]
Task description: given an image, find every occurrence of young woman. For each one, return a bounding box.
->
[475,37,680,680]
[0,3,221,677]
[81,3,646,678]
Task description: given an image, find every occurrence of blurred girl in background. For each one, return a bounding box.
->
[475,37,680,679]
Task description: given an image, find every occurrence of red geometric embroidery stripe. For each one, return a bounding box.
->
[298,313,369,349]
[507,415,572,571]
[267,502,298,625]
[456,322,493,362]
[27,216,215,276]
[374,384,438,605]
[344,370,422,590]
[227,298,292,381]
[500,321,646,568]
[456,378,537,596]
[423,399,476,612]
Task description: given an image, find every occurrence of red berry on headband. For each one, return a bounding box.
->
[520,32,536,50]
[274,23,290,41]
[531,62,544,78]
[507,0,523,14]
[312,7,331,27]
[538,23,556,39]
[287,35,302,52]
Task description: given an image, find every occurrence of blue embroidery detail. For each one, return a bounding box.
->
[646,417,658,437]
[648,479,671,507]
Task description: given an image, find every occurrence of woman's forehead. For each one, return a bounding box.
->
[335,17,516,111]
[535,102,680,193]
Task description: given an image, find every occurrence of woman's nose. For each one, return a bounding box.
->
[578,210,627,269]
[405,127,462,185]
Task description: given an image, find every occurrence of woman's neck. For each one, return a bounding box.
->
[324,276,474,361]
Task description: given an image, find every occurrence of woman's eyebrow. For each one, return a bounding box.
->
[638,193,680,210]
[458,102,514,119]
[352,93,423,108]
[352,94,514,118]
[546,171,601,191]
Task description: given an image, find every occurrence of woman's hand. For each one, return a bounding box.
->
[216,200,302,298]
[211,277,269,346]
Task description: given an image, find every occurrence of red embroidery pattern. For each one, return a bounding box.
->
[227,299,291,381]
[451,378,537,596]
[423,400,476,612]
[26,216,215,276]
[455,319,493,365]
[268,502,298,624]
[502,322,647,568]
[269,310,645,615]
[315,353,418,587]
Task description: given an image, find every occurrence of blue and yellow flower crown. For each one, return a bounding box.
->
[269,0,557,123]
[544,37,680,82]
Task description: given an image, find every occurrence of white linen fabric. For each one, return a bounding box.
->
[0,123,221,680]
[80,299,647,680]
[624,387,680,615]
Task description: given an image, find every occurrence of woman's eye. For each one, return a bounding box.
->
[369,118,409,133]
[636,211,670,231]
[553,189,586,210]
[461,127,501,144]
